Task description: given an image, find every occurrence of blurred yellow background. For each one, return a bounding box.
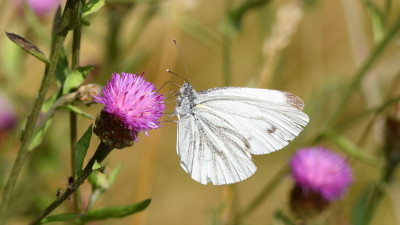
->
[0,0,400,224]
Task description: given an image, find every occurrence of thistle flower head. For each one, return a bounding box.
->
[94,72,165,148]
[289,147,353,201]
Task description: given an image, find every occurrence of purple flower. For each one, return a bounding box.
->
[0,94,16,132]
[94,72,165,144]
[28,0,62,16]
[16,0,62,17]
[289,147,353,201]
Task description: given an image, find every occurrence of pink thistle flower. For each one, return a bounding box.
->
[289,147,353,201]
[27,0,61,16]
[94,72,165,148]
[16,0,62,17]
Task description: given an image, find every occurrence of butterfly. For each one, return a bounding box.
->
[175,81,309,185]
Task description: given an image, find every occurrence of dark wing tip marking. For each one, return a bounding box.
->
[285,93,305,110]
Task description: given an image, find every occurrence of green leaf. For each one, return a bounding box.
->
[77,65,94,77]
[63,71,83,95]
[353,184,385,225]
[5,32,50,65]
[29,118,52,151]
[353,186,372,225]
[82,199,151,222]
[82,17,91,26]
[42,93,59,112]
[82,0,105,17]
[59,105,95,120]
[40,213,82,224]
[55,49,70,87]
[75,125,93,177]
[92,160,104,172]
[88,171,98,188]
[63,65,93,94]
[28,94,58,151]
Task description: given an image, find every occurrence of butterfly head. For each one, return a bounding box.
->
[179,82,196,98]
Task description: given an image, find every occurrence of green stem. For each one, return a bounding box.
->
[325,17,400,128]
[336,94,400,131]
[28,142,114,225]
[236,166,290,221]
[0,1,79,223]
[70,0,83,218]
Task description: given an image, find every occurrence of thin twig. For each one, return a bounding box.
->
[28,142,114,225]
[70,0,83,218]
[325,17,400,128]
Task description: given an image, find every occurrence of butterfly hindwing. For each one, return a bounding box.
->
[178,109,257,185]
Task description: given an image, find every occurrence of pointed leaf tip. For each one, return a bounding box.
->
[5,32,50,65]
[82,199,151,222]
[82,0,105,17]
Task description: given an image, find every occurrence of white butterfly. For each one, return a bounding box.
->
[175,81,309,185]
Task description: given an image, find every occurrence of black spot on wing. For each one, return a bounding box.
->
[268,126,277,134]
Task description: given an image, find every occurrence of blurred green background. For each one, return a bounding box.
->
[0,0,400,224]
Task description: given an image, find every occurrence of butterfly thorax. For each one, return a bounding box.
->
[176,82,198,118]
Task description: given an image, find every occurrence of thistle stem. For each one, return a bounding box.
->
[325,17,400,128]
[28,142,114,225]
[70,0,83,218]
[0,1,80,222]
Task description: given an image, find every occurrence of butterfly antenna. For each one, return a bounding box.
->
[173,38,191,82]
[166,69,190,83]
[157,80,181,93]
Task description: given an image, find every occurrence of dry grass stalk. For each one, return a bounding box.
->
[258,0,303,88]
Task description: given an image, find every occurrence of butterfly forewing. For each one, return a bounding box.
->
[176,84,309,185]
[196,87,309,155]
